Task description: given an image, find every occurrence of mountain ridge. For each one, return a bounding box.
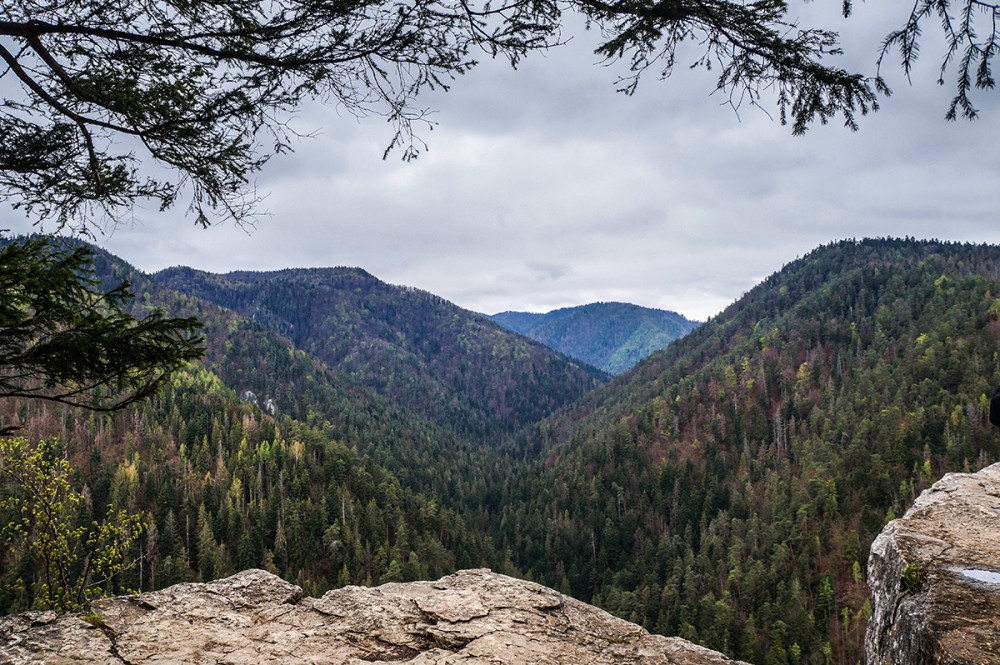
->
[152,264,608,444]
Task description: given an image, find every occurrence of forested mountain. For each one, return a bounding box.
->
[153,267,607,442]
[489,303,699,374]
[5,237,1000,665]
[83,248,496,504]
[4,241,603,614]
[492,238,1000,665]
[0,243,527,613]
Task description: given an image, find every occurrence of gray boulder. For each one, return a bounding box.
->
[866,462,1000,665]
[0,568,747,664]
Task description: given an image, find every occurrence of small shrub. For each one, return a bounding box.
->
[901,563,926,593]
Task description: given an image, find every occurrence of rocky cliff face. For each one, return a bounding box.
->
[866,462,1000,665]
[0,568,747,664]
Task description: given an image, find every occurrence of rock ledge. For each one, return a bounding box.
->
[0,568,747,664]
[866,462,1000,665]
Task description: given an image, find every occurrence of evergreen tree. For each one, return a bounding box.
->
[0,236,203,420]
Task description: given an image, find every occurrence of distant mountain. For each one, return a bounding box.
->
[489,303,700,374]
[495,239,1000,665]
[153,266,608,443]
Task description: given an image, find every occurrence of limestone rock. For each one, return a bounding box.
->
[866,462,1000,665]
[0,568,748,665]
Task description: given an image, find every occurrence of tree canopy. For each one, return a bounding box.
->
[1,0,995,231]
[0,236,204,420]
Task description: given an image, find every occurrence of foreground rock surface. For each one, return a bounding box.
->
[0,568,747,664]
[867,462,1000,665]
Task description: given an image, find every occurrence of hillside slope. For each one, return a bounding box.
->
[154,267,607,442]
[84,247,493,502]
[490,303,699,374]
[0,240,507,612]
[495,239,1000,665]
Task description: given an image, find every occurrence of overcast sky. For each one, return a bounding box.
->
[6,2,1000,321]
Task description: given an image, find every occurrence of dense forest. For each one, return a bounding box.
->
[2,238,999,665]
[0,367,499,610]
[153,266,607,442]
[492,238,1000,665]
[490,302,700,374]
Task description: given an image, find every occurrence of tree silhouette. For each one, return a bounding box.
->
[0,235,203,426]
[0,0,902,231]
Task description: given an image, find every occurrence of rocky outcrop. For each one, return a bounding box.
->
[0,568,747,664]
[866,462,1000,665]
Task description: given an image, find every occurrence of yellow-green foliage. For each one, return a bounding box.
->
[0,437,145,613]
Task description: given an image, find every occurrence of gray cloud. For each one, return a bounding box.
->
[5,3,1000,321]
